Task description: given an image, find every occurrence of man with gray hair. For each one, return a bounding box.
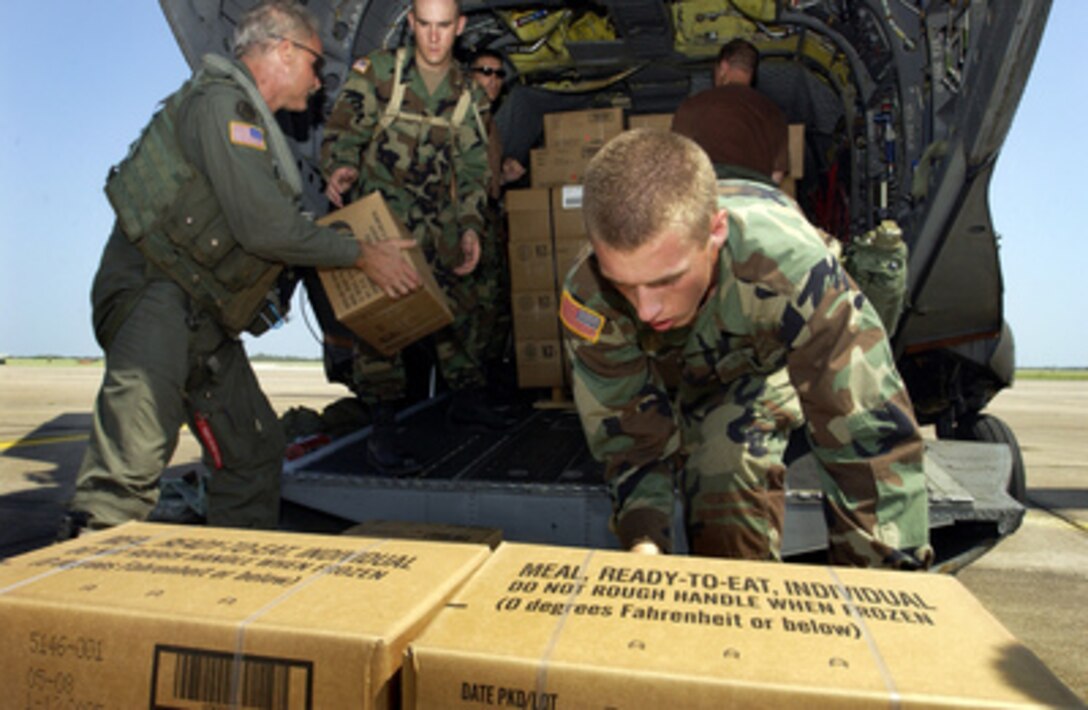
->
[60,0,420,538]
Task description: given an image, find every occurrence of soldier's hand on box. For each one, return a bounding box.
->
[453,229,481,276]
[325,166,359,208]
[356,239,422,298]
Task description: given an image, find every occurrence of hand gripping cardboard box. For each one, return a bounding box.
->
[317,192,453,356]
[405,543,1082,709]
[0,522,490,709]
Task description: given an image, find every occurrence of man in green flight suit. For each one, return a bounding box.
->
[560,129,931,568]
[321,0,512,475]
[60,0,421,538]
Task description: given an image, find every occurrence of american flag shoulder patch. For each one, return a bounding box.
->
[352,58,370,75]
[229,121,266,150]
[560,289,605,343]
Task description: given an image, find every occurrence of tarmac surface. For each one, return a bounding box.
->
[1,361,1085,700]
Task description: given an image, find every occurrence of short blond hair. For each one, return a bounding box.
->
[582,129,718,250]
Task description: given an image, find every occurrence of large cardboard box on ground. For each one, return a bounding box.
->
[0,522,490,709]
[405,543,1081,708]
[317,192,453,356]
[543,107,624,149]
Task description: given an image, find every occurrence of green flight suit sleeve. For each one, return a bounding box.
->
[561,256,682,552]
[178,83,360,268]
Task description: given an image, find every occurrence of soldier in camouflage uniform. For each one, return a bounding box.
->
[469,48,524,384]
[62,1,420,537]
[322,0,512,474]
[560,129,931,568]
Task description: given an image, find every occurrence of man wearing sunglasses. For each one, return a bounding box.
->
[322,0,512,476]
[60,0,420,538]
[467,48,525,392]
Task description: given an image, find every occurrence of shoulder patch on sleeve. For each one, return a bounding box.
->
[352,58,370,75]
[561,289,606,343]
[228,121,266,151]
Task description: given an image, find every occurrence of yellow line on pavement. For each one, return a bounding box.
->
[0,433,89,452]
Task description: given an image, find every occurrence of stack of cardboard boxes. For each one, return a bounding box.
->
[507,107,624,390]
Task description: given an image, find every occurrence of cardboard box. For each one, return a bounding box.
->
[554,238,589,287]
[505,188,551,243]
[530,145,598,188]
[513,339,565,389]
[627,112,674,131]
[344,520,503,549]
[317,192,453,356]
[508,240,556,292]
[511,290,561,342]
[789,123,805,178]
[405,543,1081,708]
[543,107,624,149]
[550,184,586,240]
[0,522,490,710]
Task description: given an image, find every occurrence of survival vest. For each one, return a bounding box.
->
[104,55,298,336]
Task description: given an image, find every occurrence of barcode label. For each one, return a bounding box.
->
[152,645,312,709]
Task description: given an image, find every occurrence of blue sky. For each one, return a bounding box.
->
[1,2,1085,366]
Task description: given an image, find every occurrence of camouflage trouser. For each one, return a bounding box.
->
[677,368,803,559]
[72,279,285,529]
[470,213,513,364]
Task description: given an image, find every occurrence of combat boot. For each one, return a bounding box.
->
[446,388,518,433]
[55,510,90,542]
[366,403,422,476]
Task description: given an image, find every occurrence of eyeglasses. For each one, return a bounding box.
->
[472,66,506,79]
[273,34,325,75]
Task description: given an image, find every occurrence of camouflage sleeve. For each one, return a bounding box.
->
[320,58,379,179]
[561,259,681,552]
[773,226,930,567]
[454,86,492,236]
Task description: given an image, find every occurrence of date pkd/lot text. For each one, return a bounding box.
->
[404,542,1082,708]
[0,521,490,710]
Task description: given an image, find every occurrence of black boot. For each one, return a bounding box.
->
[446,388,519,432]
[56,510,90,542]
[366,404,422,476]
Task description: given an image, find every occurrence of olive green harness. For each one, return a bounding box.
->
[104,54,299,337]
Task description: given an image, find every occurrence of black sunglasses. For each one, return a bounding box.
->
[472,66,506,79]
[273,34,325,75]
